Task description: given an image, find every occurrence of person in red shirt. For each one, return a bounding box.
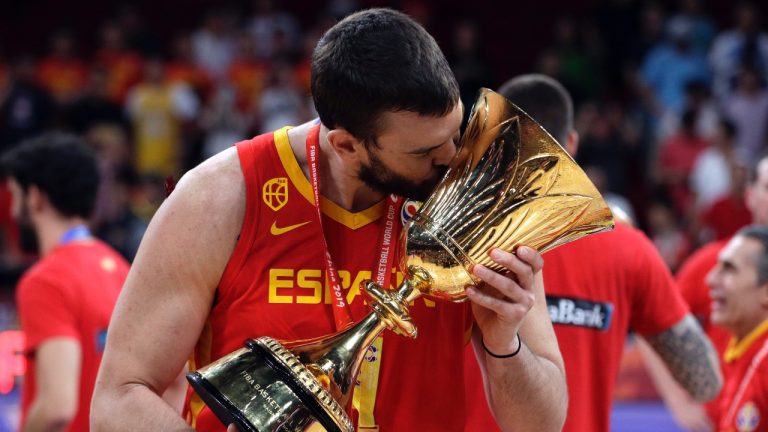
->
[165,33,214,103]
[1,133,130,431]
[92,9,567,432]
[464,74,722,432]
[659,155,768,429]
[36,31,88,105]
[706,225,768,431]
[657,109,710,216]
[93,22,143,104]
[226,33,271,115]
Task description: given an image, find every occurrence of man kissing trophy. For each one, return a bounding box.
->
[186,88,615,431]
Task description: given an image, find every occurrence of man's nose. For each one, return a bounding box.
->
[433,139,457,166]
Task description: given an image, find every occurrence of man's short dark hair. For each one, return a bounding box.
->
[497,74,573,146]
[738,225,768,285]
[1,132,100,218]
[311,8,460,147]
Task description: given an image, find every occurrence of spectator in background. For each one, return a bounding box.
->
[658,80,719,141]
[0,47,9,98]
[256,62,308,133]
[126,57,199,178]
[65,67,128,136]
[191,9,236,81]
[690,118,740,212]
[200,86,248,159]
[226,32,270,118]
[596,0,651,92]
[35,30,87,106]
[86,124,148,261]
[629,2,667,64]
[115,5,157,55]
[1,133,129,431]
[639,16,711,117]
[706,226,768,431]
[667,0,715,55]
[165,33,214,105]
[0,57,54,149]
[548,16,600,104]
[656,109,708,217]
[247,0,300,61]
[574,102,631,197]
[93,164,148,262]
[449,19,492,121]
[93,22,143,104]
[709,2,768,100]
[722,66,768,162]
[647,196,691,271]
[699,163,751,242]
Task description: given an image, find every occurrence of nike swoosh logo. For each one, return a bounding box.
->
[270,220,312,236]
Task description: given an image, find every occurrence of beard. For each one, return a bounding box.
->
[358,149,447,201]
[17,205,39,255]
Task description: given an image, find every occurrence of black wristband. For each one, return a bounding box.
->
[482,333,522,359]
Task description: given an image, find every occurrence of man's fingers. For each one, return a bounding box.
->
[486,248,535,290]
[516,246,544,273]
[472,264,535,306]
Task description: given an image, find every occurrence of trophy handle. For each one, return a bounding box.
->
[363,266,431,338]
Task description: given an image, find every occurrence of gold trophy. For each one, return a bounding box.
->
[186,88,614,431]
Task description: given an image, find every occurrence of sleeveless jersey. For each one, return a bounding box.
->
[185,127,473,432]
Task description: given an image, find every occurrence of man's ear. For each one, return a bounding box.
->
[26,184,46,213]
[327,128,366,162]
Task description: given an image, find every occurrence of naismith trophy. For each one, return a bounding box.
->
[186,88,615,431]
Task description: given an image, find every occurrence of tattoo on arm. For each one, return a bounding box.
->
[644,315,723,402]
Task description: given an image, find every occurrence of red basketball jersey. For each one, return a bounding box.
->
[185,127,473,431]
[717,321,768,432]
[464,223,689,432]
[18,240,129,432]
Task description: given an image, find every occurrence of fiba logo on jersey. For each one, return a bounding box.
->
[263,177,288,211]
[401,199,421,225]
[737,401,760,432]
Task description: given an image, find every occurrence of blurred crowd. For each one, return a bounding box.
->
[0,0,766,273]
[533,0,767,272]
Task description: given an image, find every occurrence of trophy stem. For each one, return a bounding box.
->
[288,312,388,406]
[363,266,431,338]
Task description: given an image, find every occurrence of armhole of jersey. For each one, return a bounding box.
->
[217,138,262,291]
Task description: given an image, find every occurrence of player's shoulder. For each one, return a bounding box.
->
[16,255,69,301]
[174,146,245,210]
[688,239,728,263]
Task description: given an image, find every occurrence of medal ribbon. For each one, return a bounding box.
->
[305,123,402,331]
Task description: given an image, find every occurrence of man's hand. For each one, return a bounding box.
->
[466,246,544,355]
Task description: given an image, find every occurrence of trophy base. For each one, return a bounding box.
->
[187,371,260,432]
[187,338,351,432]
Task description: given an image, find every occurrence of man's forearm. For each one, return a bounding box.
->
[644,315,723,402]
[91,383,193,431]
[481,336,568,432]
